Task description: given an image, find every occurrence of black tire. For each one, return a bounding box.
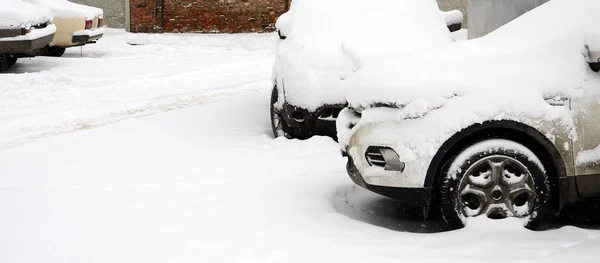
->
[0,54,7,71]
[8,57,17,68]
[270,86,291,139]
[439,139,550,230]
[41,46,66,57]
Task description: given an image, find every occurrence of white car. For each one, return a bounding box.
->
[0,0,56,70]
[24,0,104,57]
[270,0,463,140]
[338,0,600,229]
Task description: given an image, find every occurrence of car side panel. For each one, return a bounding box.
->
[572,86,600,198]
[50,18,86,47]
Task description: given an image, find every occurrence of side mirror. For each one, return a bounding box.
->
[585,31,600,72]
[276,12,290,40]
[444,10,463,33]
[277,30,287,40]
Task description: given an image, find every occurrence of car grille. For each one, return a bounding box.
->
[318,106,343,121]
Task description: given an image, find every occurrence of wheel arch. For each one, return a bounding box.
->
[425,120,568,213]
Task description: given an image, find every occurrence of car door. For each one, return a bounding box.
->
[572,83,600,198]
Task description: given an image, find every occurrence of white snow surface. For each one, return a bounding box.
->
[1,27,600,263]
[0,0,53,29]
[585,27,600,52]
[273,0,453,111]
[0,29,277,149]
[576,144,600,166]
[340,0,600,150]
[23,0,103,20]
[0,23,56,41]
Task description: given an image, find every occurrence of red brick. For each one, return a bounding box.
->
[130,0,289,33]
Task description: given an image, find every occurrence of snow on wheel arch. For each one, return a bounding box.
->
[447,139,546,180]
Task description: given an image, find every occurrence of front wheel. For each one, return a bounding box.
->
[270,86,291,139]
[439,139,550,230]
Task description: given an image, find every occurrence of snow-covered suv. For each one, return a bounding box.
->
[0,0,56,71]
[270,0,463,140]
[338,0,600,229]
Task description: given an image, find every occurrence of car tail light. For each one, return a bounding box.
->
[21,27,31,35]
[98,18,103,27]
[85,20,92,29]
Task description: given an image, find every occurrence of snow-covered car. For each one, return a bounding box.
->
[270,0,463,140]
[24,0,104,57]
[0,0,56,71]
[338,0,600,230]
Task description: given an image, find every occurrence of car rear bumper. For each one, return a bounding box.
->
[71,27,104,46]
[0,25,56,56]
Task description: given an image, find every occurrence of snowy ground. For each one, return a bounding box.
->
[1,29,600,263]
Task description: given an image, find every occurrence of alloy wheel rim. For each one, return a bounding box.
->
[457,155,536,219]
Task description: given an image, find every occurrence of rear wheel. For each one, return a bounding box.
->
[270,86,291,139]
[8,57,17,68]
[439,139,550,230]
[0,54,7,71]
[41,46,66,57]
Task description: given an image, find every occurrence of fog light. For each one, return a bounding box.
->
[365,146,405,172]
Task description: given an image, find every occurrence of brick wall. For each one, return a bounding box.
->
[129,0,466,33]
[130,0,164,32]
[130,0,288,33]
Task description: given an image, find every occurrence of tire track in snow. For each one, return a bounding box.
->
[0,79,270,150]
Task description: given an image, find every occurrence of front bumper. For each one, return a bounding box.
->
[346,156,432,206]
[280,102,346,140]
[337,107,440,189]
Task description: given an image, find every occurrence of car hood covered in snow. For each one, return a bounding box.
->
[344,0,599,123]
[24,0,103,20]
[0,0,53,29]
[273,0,453,111]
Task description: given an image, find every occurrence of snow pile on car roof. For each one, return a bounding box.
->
[344,0,599,123]
[0,0,53,29]
[273,0,452,111]
[25,0,103,20]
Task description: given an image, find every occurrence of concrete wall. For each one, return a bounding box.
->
[437,0,469,27]
[468,0,549,39]
[71,0,126,28]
